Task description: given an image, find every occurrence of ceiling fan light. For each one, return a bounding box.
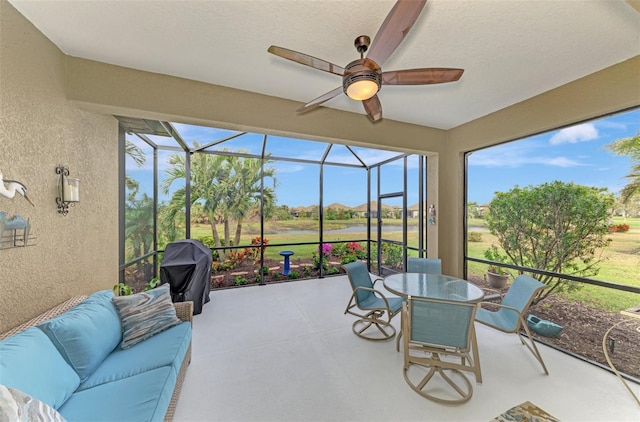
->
[346,80,379,101]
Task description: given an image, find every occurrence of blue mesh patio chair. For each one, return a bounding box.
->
[407,257,442,274]
[397,257,442,351]
[401,295,481,404]
[343,261,403,341]
[475,274,549,375]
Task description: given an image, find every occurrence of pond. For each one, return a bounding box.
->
[281,225,405,235]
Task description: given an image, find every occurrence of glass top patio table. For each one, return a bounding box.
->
[383,273,484,303]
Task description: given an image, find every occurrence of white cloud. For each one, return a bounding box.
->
[549,123,598,145]
[545,157,584,167]
[274,163,304,173]
[469,141,586,168]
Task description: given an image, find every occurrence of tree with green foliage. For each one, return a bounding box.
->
[485,181,613,302]
[124,140,147,198]
[125,193,154,259]
[162,148,276,260]
[124,140,155,262]
[467,201,482,219]
[605,132,640,205]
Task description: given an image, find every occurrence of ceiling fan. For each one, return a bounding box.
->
[268,0,463,122]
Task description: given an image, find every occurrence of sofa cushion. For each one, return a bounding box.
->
[37,290,122,381]
[0,327,80,409]
[59,366,177,422]
[112,284,182,349]
[0,385,67,422]
[78,321,191,391]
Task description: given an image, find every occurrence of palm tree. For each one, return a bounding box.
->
[125,140,146,196]
[162,148,276,260]
[226,155,276,247]
[125,193,154,260]
[606,133,640,203]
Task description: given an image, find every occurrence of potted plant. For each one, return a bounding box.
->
[484,246,511,289]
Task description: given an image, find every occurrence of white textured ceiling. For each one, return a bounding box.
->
[8,0,640,129]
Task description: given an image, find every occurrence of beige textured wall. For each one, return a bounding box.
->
[65,57,449,154]
[0,2,119,331]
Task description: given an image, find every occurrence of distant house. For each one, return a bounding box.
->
[407,203,423,219]
[476,204,489,217]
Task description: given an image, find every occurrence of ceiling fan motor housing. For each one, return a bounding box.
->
[343,59,382,100]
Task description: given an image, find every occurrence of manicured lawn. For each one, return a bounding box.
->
[467,218,640,312]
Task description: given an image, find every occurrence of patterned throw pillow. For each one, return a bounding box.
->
[0,385,67,422]
[111,284,182,349]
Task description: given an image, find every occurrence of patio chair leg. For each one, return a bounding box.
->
[470,326,482,383]
[520,319,549,375]
[352,316,396,341]
[404,365,473,404]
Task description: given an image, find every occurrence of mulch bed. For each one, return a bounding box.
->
[210,257,345,288]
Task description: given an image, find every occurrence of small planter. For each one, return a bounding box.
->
[486,271,509,289]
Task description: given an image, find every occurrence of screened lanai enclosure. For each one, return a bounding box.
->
[118,118,431,292]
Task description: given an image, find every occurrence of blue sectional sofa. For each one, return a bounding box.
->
[0,289,193,422]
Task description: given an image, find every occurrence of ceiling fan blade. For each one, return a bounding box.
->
[296,86,344,114]
[366,0,427,67]
[382,68,464,85]
[268,46,346,76]
[362,95,382,122]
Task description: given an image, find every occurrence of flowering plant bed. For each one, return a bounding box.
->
[210,257,345,289]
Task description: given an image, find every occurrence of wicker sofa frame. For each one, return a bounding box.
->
[0,295,193,422]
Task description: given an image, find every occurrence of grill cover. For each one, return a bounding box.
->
[160,239,211,315]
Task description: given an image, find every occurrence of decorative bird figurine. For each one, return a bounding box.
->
[0,169,35,207]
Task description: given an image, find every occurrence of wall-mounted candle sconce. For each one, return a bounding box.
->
[56,165,80,216]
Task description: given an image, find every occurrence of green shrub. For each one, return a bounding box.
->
[234,276,248,285]
[382,244,403,268]
[113,283,132,296]
[144,277,160,291]
[288,270,300,279]
[340,253,358,265]
[331,243,348,257]
[467,232,483,242]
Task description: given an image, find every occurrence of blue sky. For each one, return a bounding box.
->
[467,108,639,204]
[127,108,639,208]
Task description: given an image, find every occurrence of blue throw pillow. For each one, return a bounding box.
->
[112,284,181,349]
[37,290,122,381]
[0,327,80,409]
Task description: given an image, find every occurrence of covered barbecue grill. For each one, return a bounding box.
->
[160,239,211,315]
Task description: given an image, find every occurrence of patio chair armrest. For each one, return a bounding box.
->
[353,286,377,294]
[477,301,521,316]
[480,287,504,301]
[353,286,396,311]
